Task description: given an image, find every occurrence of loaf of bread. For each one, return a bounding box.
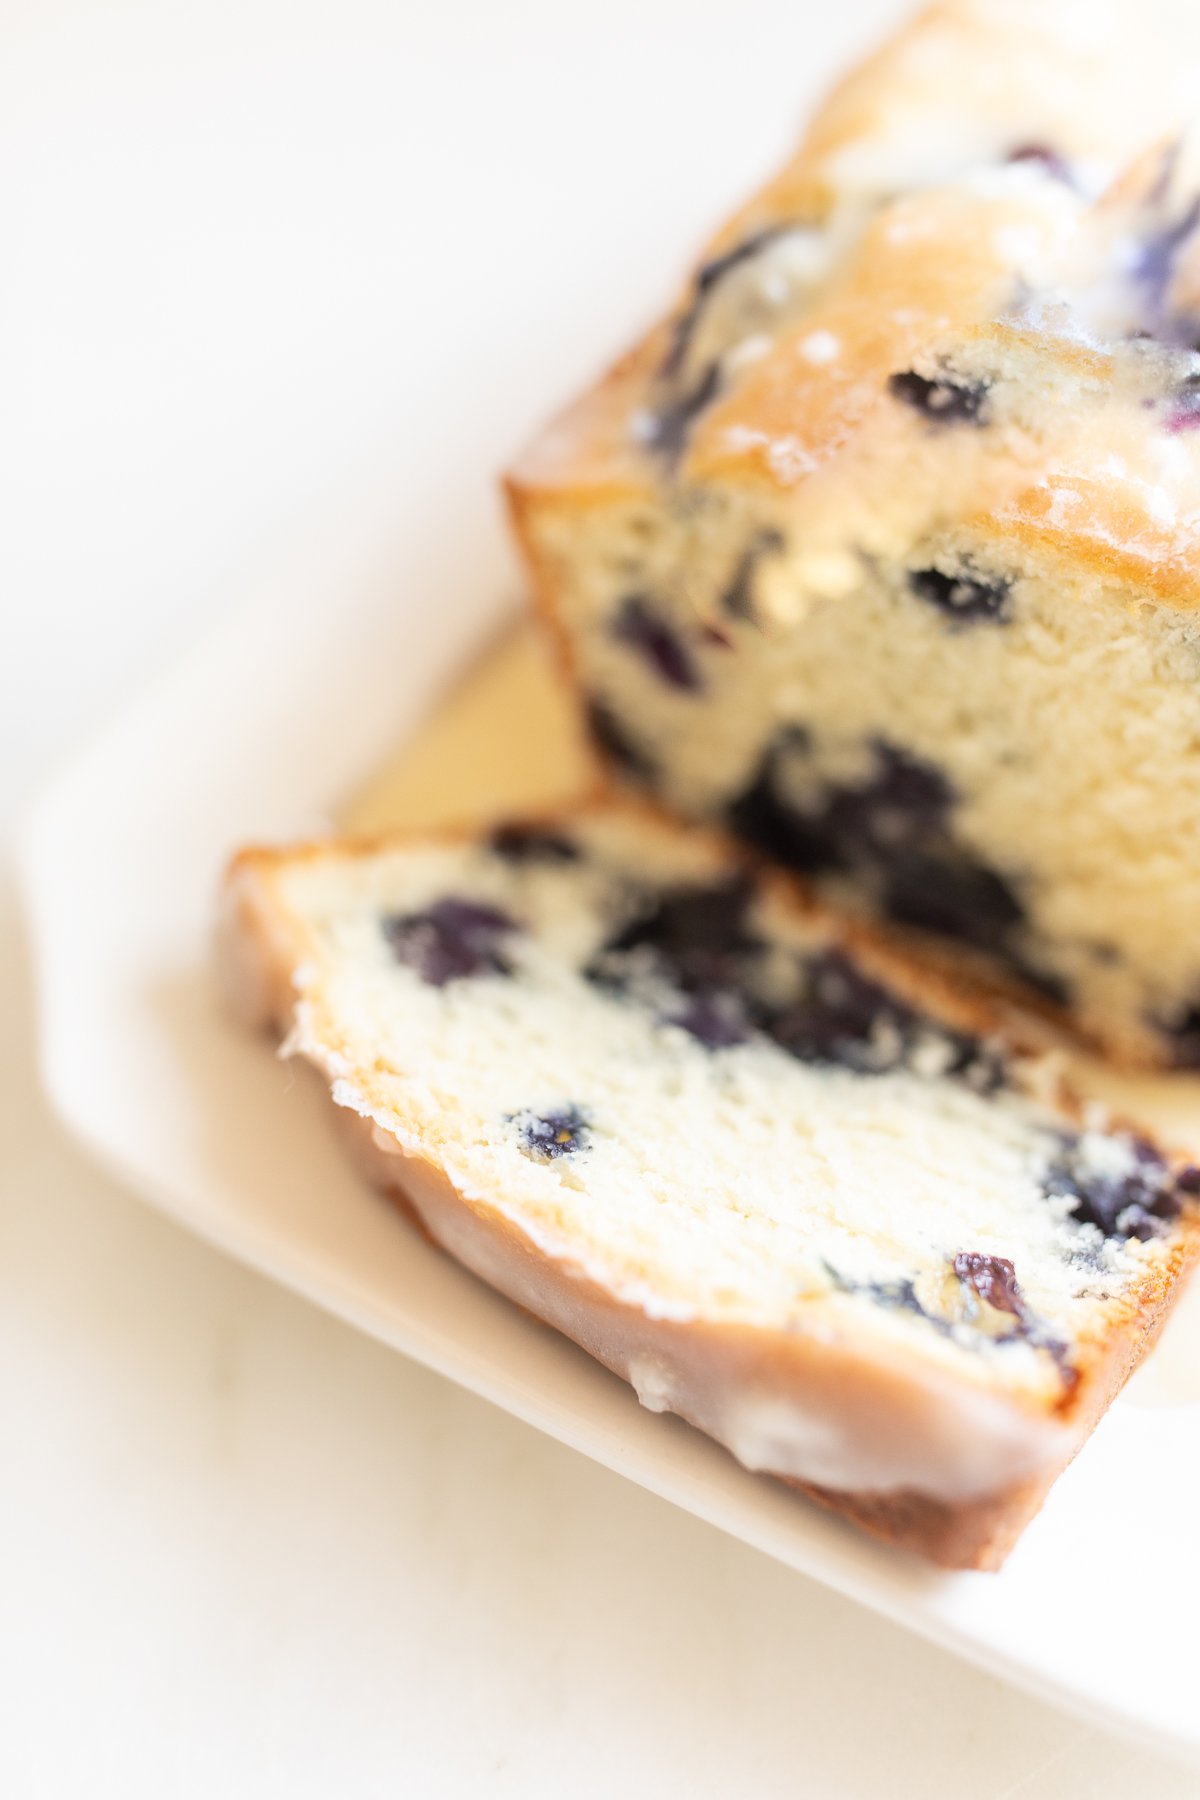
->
[219,802,1200,1568]
[506,0,1200,1067]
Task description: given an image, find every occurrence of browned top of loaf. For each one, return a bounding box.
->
[506,0,1200,607]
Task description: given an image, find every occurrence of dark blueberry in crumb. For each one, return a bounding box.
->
[864,1276,925,1315]
[888,368,991,425]
[512,1106,590,1161]
[722,529,785,623]
[1006,142,1074,185]
[665,988,752,1049]
[953,1251,1023,1316]
[585,877,765,1048]
[767,950,920,1072]
[732,737,951,878]
[1156,1000,1200,1068]
[598,877,757,994]
[846,742,954,836]
[726,729,832,873]
[1176,1164,1200,1196]
[823,1263,928,1321]
[908,564,1012,625]
[585,697,658,783]
[764,948,997,1082]
[1044,1134,1182,1241]
[382,896,516,986]
[727,733,1038,973]
[828,1258,1069,1371]
[490,824,580,864]
[950,1253,1071,1371]
[613,596,702,693]
[883,846,1026,955]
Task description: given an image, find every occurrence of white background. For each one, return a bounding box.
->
[4,1,1198,1793]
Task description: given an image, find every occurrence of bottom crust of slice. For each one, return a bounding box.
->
[333,1098,1176,1572]
[785,1474,1047,1573]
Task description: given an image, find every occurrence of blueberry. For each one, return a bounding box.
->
[841,741,954,838]
[953,1251,1023,1316]
[613,596,702,692]
[725,729,835,873]
[727,731,1049,986]
[908,564,1012,624]
[823,1263,928,1321]
[585,877,762,1049]
[649,224,802,457]
[729,734,951,880]
[490,824,580,864]
[860,1276,925,1317]
[595,876,756,994]
[766,950,922,1073]
[882,845,1026,956]
[642,360,723,461]
[382,896,516,986]
[1044,1134,1182,1240]
[661,225,789,379]
[665,989,752,1049]
[955,1252,1071,1368]
[585,858,1002,1085]
[888,368,991,424]
[584,697,658,783]
[765,948,997,1082]
[722,529,784,623]
[511,1106,590,1161]
[829,1255,1068,1370]
[1005,142,1074,185]
[1160,1001,1200,1066]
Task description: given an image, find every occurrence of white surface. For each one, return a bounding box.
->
[6,1,1200,1794]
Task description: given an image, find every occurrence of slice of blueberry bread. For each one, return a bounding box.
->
[506,0,1200,1066]
[220,802,1200,1568]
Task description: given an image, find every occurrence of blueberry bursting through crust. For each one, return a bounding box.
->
[643,224,795,458]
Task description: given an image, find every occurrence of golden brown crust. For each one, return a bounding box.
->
[503,6,1200,606]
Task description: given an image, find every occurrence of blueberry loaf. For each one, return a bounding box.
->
[220,802,1200,1568]
[506,0,1200,1067]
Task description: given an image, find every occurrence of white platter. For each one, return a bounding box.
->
[18,465,1200,1767]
